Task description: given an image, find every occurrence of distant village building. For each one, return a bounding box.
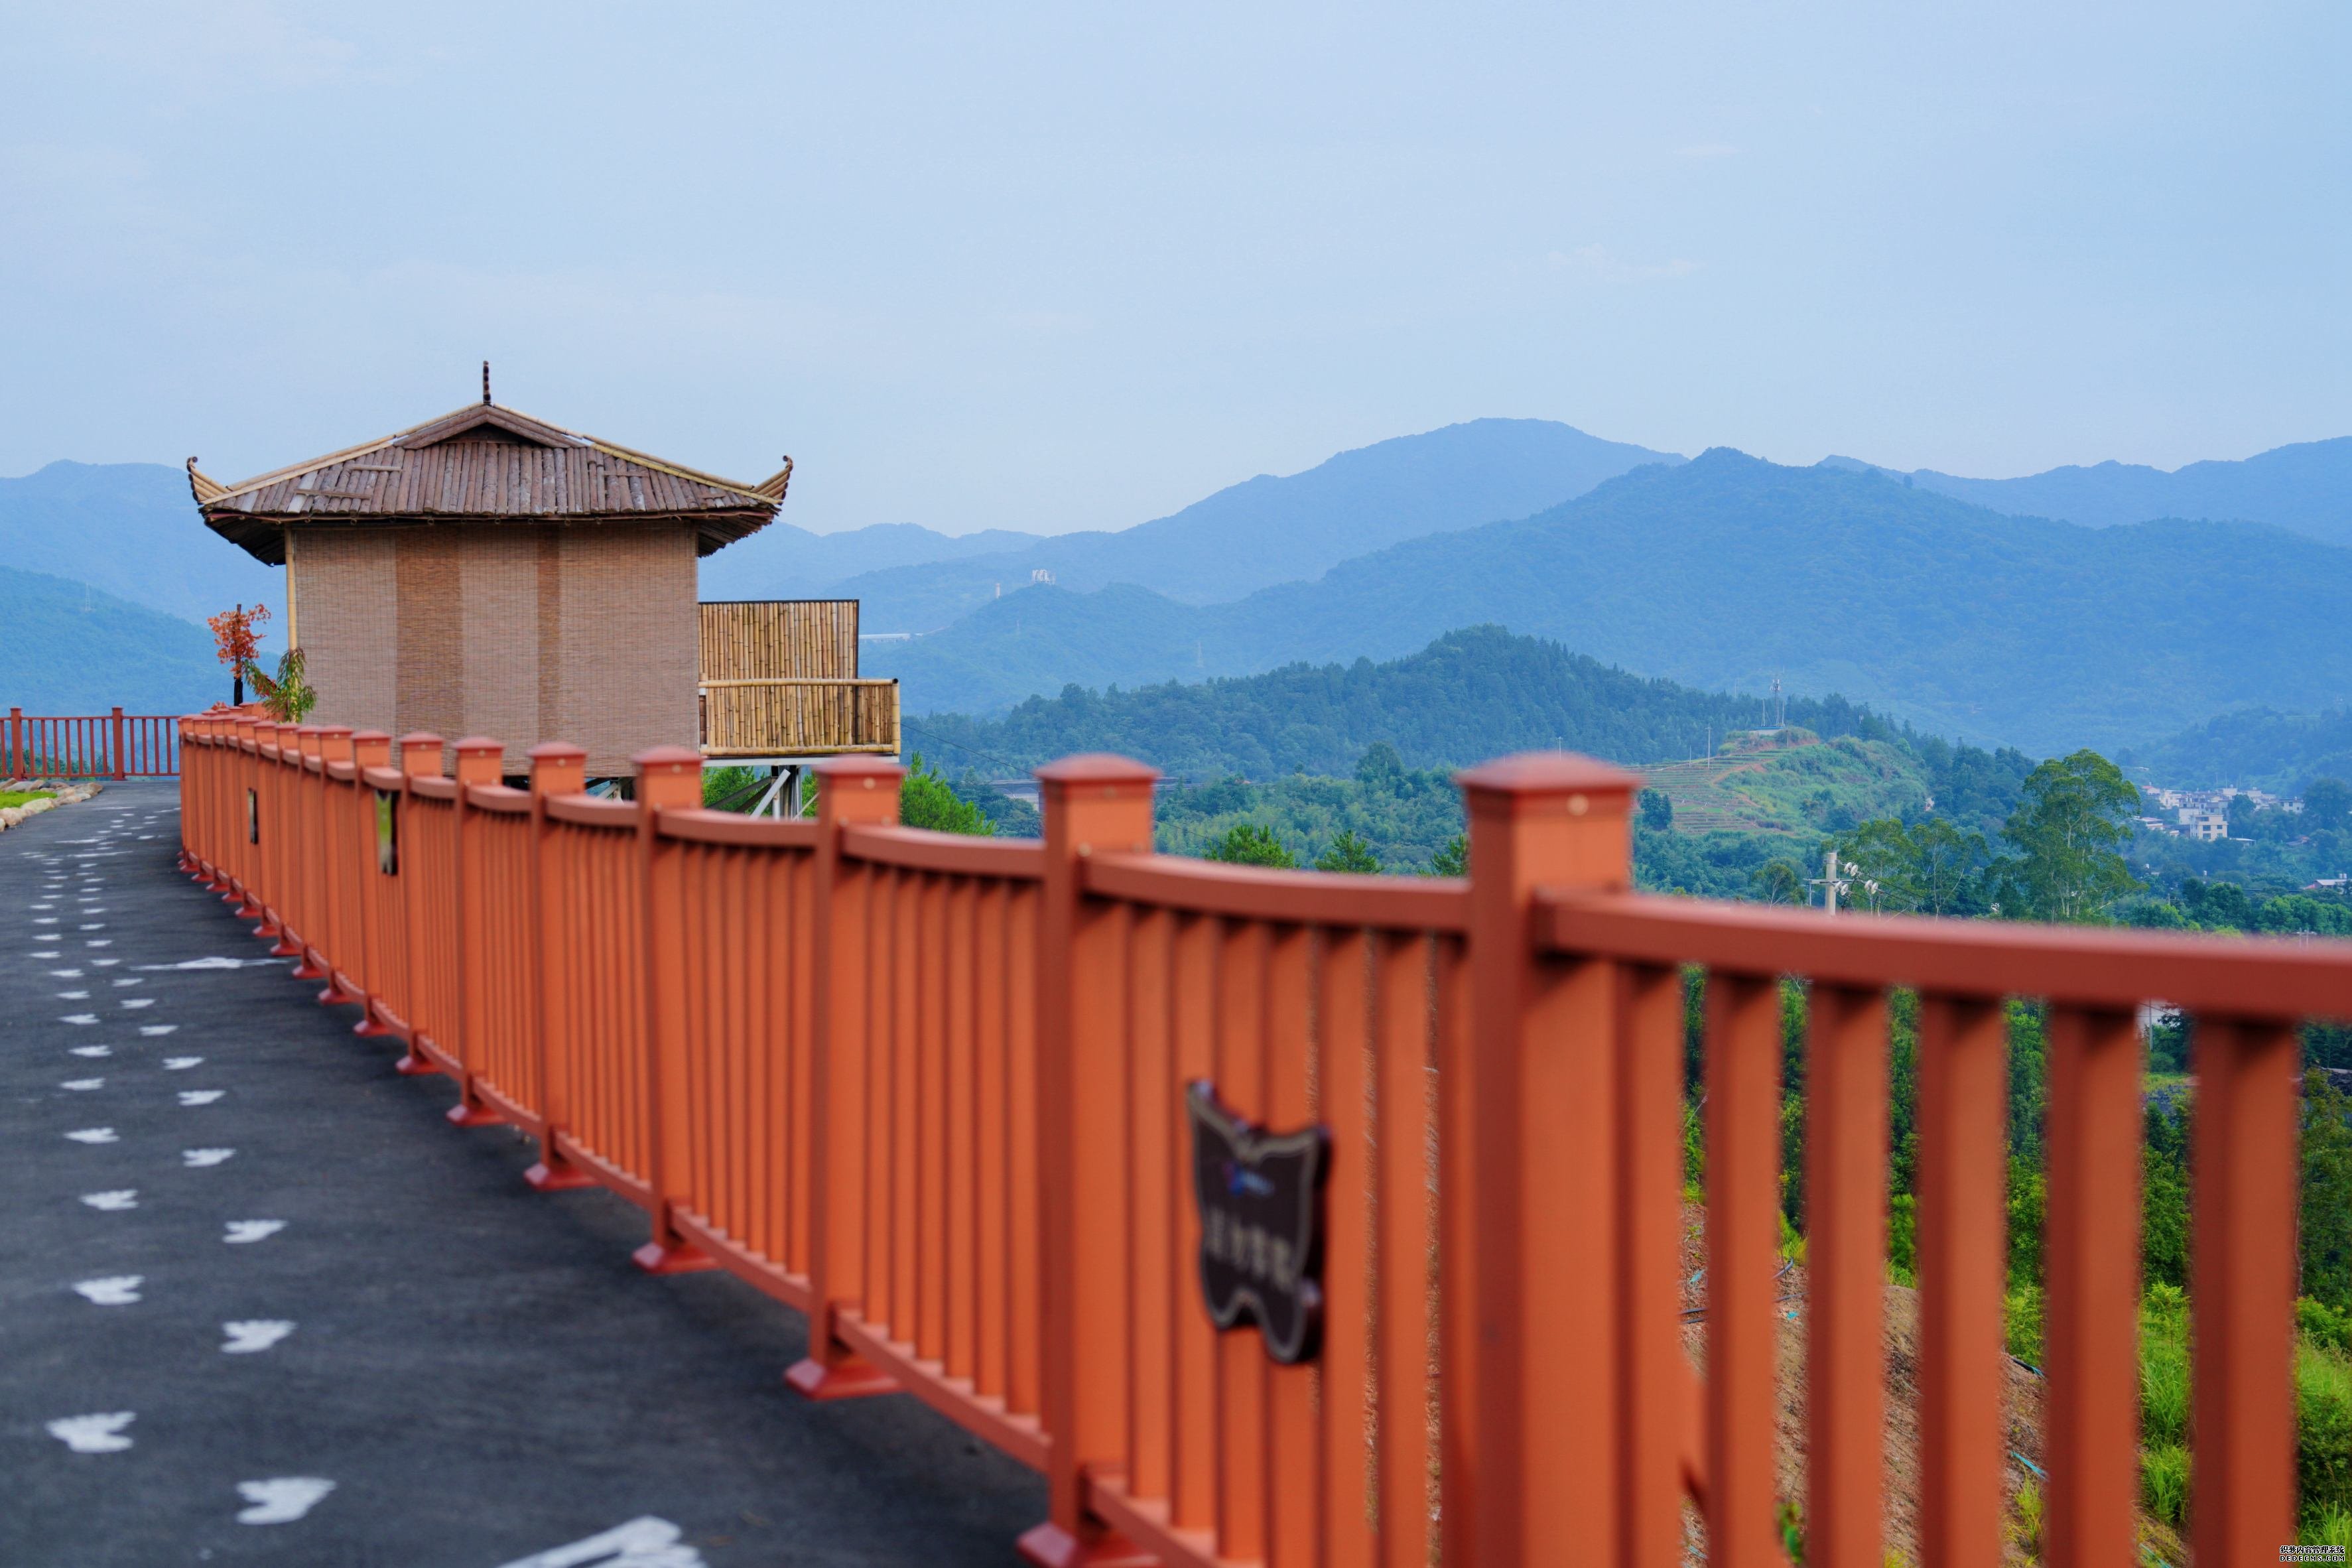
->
[2179,808,2229,842]
[188,393,791,775]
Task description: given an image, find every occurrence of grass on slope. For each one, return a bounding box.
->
[1643,734,1930,836]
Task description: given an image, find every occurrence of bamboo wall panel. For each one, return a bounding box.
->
[699,600,859,681]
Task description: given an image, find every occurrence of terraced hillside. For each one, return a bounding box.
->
[1644,732,1931,836]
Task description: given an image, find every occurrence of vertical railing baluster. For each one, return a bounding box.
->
[2042,1005,2143,1568]
[1457,753,1640,1568]
[1022,753,1157,1567]
[446,738,505,1125]
[631,745,710,1274]
[1806,983,1890,1568]
[787,753,903,1400]
[2190,1017,2300,1565]
[1916,994,2008,1568]
[525,743,590,1191]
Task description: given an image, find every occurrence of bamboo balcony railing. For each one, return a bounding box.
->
[176,714,2349,1568]
[697,678,901,759]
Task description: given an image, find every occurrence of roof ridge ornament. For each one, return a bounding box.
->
[482,360,491,406]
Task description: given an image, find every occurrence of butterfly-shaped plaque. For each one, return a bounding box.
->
[1186,1080,1329,1364]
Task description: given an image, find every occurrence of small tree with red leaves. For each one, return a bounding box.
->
[206,603,269,705]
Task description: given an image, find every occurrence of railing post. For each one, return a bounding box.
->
[7,705,19,779]
[350,732,396,1037]
[446,737,506,1127]
[393,733,445,1076]
[110,706,125,780]
[312,726,356,1004]
[1454,752,1640,1568]
[523,742,594,1193]
[631,744,716,1274]
[1019,753,1159,1568]
[786,753,907,1400]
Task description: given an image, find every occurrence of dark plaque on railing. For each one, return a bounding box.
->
[246,788,259,845]
[1186,1081,1328,1364]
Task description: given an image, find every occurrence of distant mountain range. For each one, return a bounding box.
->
[1822,435,2352,545]
[9,424,2352,769]
[701,418,1684,627]
[0,462,278,633]
[869,450,2352,754]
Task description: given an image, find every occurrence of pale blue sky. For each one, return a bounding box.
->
[3,2,2344,534]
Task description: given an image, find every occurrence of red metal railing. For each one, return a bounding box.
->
[5,706,180,777]
[176,717,2347,1568]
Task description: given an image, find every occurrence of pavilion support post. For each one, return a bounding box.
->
[631,745,718,1274]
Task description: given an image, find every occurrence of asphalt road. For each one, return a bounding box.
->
[1,780,1043,1567]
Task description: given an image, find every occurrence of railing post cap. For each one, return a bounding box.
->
[351,729,391,744]
[453,736,505,755]
[397,730,444,751]
[314,723,354,737]
[1456,751,1642,811]
[631,745,703,773]
[1034,753,1161,791]
[527,741,588,763]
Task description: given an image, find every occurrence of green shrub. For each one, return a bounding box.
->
[2141,1441,2190,1526]
[2302,1336,2352,1530]
[2303,1297,2352,1358]
[2003,1281,2043,1366]
[2140,1283,2191,1447]
[1204,822,1296,868]
[899,753,994,836]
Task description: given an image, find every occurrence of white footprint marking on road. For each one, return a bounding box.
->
[86,940,111,948]
[70,1045,111,1058]
[91,957,119,966]
[46,968,82,977]
[31,950,62,959]
[178,1090,225,1106]
[61,1078,104,1090]
[32,917,58,925]
[221,1321,294,1354]
[163,1057,203,1070]
[56,990,90,1000]
[141,1025,179,1036]
[495,1516,704,1567]
[223,1220,284,1244]
[112,977,143,986]
[183,1148,234,1167]
[120,998,154,1009]
[60,1014,97,1025]
[47,1413,134,1453]
[80,1191,137,1210]
[235,1477,335,1524]
[64,1128,117,1144]
[73,1277,143,1305]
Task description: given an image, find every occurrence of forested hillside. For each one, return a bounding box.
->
[2121,706,2352,793]
[874,450,2352,751]
[910,625,1902,779]
[0,566,224,715]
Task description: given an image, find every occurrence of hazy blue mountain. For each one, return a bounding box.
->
[2118,708,2352,794]
[698,520,1045,601]
[0,566,225,717]
[0,462,279,633]
[871,450,2352,754]
[1821,436,2352,545]
[823,419,1684,629]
